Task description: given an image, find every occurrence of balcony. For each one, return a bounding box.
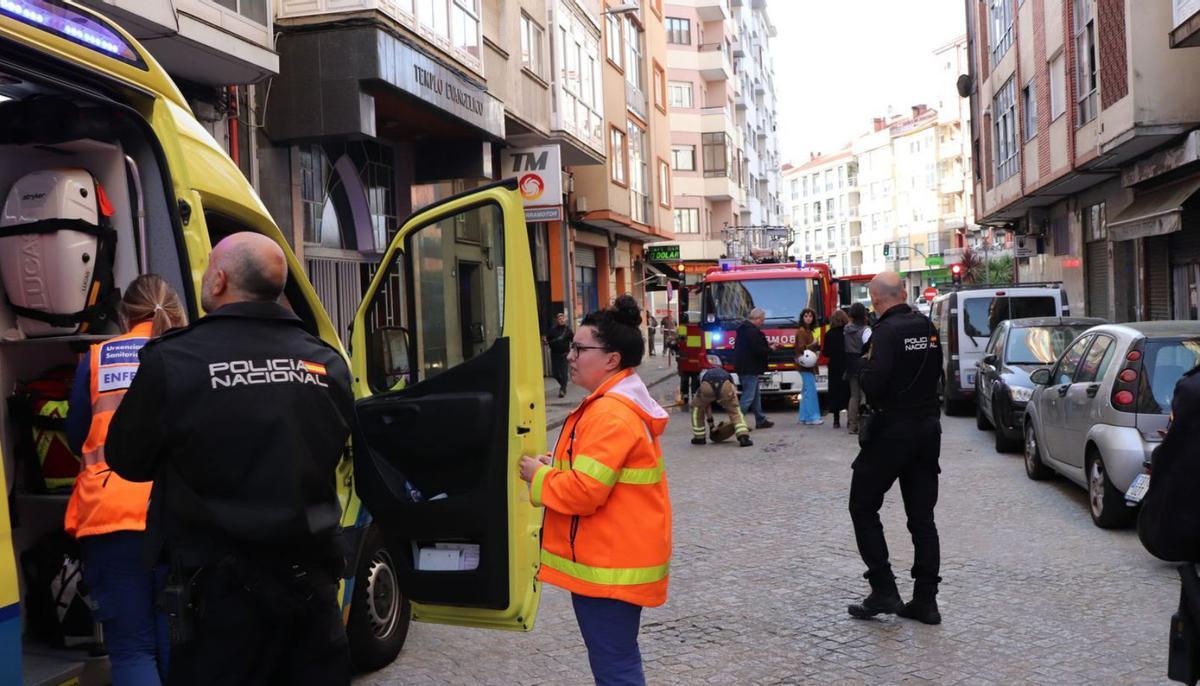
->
[704,174,739,200]
[701,106,736,135]
[79,0,277,84]
[940,176,965,194]
[698,43,734,81]
[675,0,731,21]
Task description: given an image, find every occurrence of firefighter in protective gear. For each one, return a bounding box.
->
[62,274,188,685]
[690,355,751,447]
[518,296,671,686]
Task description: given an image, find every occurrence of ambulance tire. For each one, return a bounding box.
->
[347,524,411,673]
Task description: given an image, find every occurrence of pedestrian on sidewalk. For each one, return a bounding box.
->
[844,303,871,434]
[796,308,823,425]
[646,312,658,356]
[690,355,752,447]
[847,272,943,626]
[734,308,779,430]
[661,312,677,365]
[545,312,574,398]
[822,309,850,429]
[519,295,671,686]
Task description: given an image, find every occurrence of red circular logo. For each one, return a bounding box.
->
[518,173,545,201]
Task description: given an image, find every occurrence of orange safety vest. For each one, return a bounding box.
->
[64,322,154,538]
[530,368,672,607]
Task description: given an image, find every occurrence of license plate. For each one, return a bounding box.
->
[1126,473,1151,503]
[759,374,778,390]
[816,374,828,385]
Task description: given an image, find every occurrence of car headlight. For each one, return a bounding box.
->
[1008,386,1033,403]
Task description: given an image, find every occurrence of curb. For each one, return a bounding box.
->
[546,368,679,430]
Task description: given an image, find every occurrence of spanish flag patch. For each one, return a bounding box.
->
[301,361,328,375]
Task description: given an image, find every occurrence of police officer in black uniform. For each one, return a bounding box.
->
[107,232,354,685]
[846,271,943,625]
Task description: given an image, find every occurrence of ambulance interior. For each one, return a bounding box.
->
[0,67,188,684]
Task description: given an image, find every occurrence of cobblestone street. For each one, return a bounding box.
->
[358,392,1179,685]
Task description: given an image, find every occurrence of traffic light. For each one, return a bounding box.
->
[951,263,964,285]
[883,243,890,257]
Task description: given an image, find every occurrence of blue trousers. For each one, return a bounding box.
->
[79,532,169,686]
[798,371,821,423]
[571,594,645,686]
[738,374,767,424]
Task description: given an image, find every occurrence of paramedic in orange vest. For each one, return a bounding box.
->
[64,274,187,686]
[519,295,672,686]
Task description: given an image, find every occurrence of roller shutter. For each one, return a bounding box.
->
[1086,241,1110,319]
[1146,235,1171,321]
[575,245,596,268]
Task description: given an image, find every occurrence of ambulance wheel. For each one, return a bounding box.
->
[348,525,410,673]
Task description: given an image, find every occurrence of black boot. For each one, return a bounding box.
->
[737,434,753,447]
[691,436,706,445]
[847,588,903,619]
[898,597,941,625]
[832,414,841,428]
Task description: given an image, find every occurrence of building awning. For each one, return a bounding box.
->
[1110,176,1200,242]
[643,261,682,291]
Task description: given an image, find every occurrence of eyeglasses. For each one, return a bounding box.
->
[569,343,610,355]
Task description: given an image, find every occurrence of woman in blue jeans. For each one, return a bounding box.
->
[64,275,186,685]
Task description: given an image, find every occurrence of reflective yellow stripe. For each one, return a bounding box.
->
[686,335,701,347]
[572,455,617,488]
[531,466,549,507]
[541,550,669,586]
[617,463,664,485]
[677,325,686,336]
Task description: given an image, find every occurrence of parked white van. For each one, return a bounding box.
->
[929,284,1072,415]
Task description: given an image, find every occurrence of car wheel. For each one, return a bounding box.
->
[943,385,969,417]
[347,524,411,673]
[1086,450,1135,529]
[992,395,1022,453]
[975,393,991,430]
[1024,422,1052,480]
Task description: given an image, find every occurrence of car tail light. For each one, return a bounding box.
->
[1119,369,1138,383]
[1126,350,1142,362]
[1113,390,1135,406]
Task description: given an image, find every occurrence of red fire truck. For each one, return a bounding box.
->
[698,262,838,397]
[837,272,876,310]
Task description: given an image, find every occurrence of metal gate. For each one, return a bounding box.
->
[306,249,375,346]
[1085,241,1110,319]
[1146,235,1171,321]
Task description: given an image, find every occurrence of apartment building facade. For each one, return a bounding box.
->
[784,149,860,278]
[966,0,1200,322]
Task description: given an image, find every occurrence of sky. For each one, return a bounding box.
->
[772,0,970,166]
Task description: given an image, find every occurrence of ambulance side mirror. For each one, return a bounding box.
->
[371,325,413,391]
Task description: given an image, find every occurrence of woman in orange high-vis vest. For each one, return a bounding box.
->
[520,295,672,686]
[64,274,186,686]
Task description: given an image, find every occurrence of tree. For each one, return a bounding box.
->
[957,248,985,284]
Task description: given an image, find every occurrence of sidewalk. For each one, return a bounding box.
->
[544,353,681,430]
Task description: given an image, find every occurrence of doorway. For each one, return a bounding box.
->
[458,260,484,360]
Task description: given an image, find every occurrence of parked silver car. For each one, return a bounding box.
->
[1023,322,1200,528]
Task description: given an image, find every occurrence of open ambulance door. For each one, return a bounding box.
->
[348,178,544,631]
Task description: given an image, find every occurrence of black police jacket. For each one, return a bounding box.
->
[1138,366,1200,561]
[545,324,574,356]
[107,301,355,569]
[859,303,941,417]
[733,321,771,376]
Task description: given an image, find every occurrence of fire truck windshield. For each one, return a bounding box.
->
[704,278,814,328]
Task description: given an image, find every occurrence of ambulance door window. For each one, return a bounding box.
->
[362,203,505,392]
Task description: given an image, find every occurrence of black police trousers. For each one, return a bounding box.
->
[167,558,349,686]
[551,353,570,393]
[848,414,942,598]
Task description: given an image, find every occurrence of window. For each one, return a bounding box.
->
[1053,336,1093,386]
[1075,335,1116,383]
[964,296,1059,341]
[825,198,833,220]
[1005,325,1095,364]
[671,145,695,171]
[606,12,622,68]
[610,127,627,185]
[363,202,505,389]
[802,177,809,197]
[813,201,822,222]
[702,132,731,178]
[674,208,700,234]
[668,81,693,108]
[989,0,1014,66]
[790,179,800,200]
[1074,0,1097,125]
[1049,53,1066,120]
[665,17,690,45]
[418,0,449,39]
[993,77,1018,182]
[450,0,481,60]
[653,62,666,111]
[213,0,268,24]
[658,159,671,207]
[520,13,545,77]
[625,17,644,91]
[1022,79,1037,141]
[824,169,833,192]
[628,121,648,222]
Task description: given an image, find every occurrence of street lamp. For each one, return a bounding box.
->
[602,2,640,15]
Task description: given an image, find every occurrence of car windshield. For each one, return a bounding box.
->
[1005,325,1093,364]
[963,295,1058,339]
[705,278,813,328]
[1142,337,1200,413]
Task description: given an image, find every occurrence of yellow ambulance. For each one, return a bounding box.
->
[0,2,545,683]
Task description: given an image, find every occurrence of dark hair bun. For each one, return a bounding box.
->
[612,295,642,327]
